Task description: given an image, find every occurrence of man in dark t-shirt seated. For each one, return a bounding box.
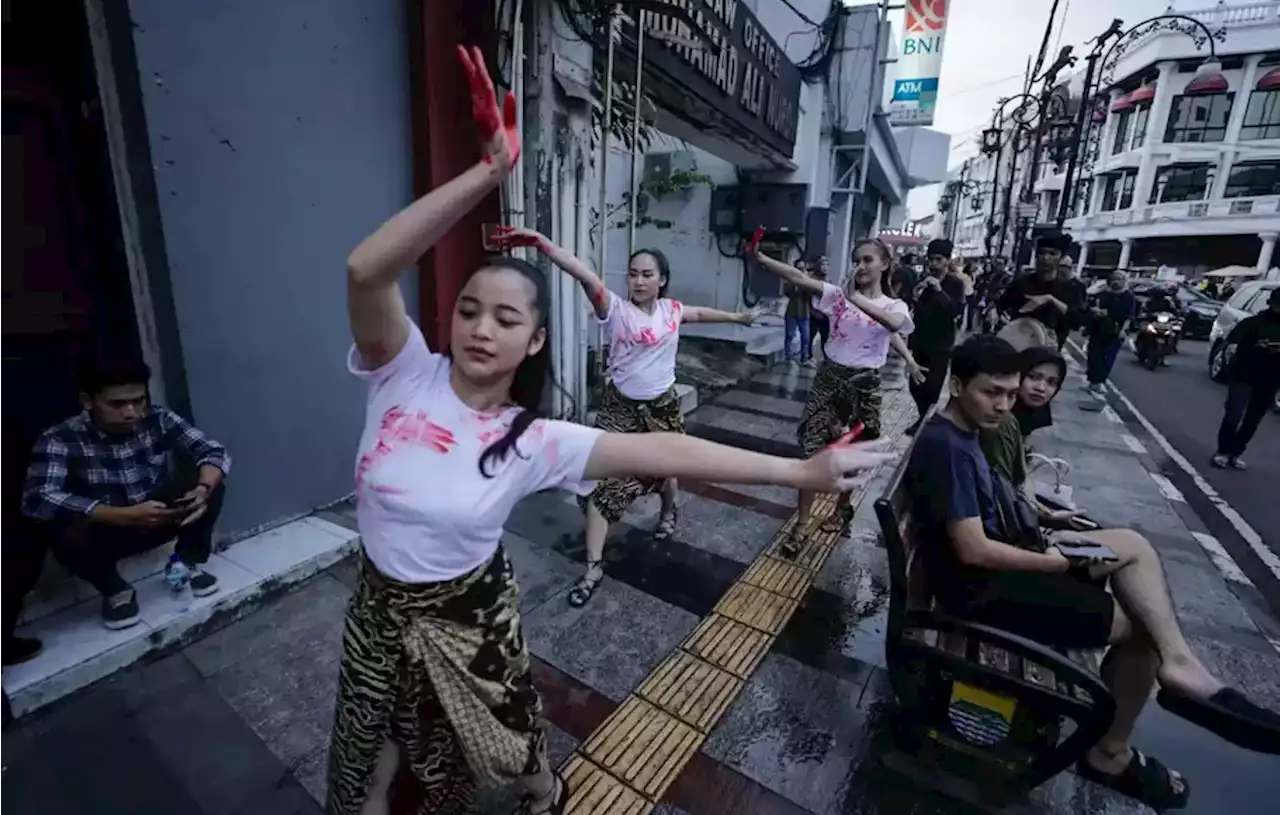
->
[905,336,1280,808]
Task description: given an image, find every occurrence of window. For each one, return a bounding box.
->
[1240,90,1280,140]
[1223,162,1280,198]
[1226,287,1257,310]
[1101,171,1137,211]
[1111,109,1132,154]
[1130,104,1151,149]
[1245,286,1278,314]
[1164,93,1235,143]
[1150,164,1213,203]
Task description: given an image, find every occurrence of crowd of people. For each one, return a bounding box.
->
[4,47,1279,815]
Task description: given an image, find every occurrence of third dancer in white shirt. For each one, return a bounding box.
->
[492,227,760,606]
[753,237,913,556]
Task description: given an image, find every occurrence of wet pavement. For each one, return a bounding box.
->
[4,358,1280,815]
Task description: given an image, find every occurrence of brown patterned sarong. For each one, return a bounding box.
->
[585,381,686,523]
[797,360,883,457]
[325,548,544,814]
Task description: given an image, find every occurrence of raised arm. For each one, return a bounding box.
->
[492,227,611,319]
[347,46,518,369]
[584,432,896,493]
[753,250,824,297]
[682,305,762,325]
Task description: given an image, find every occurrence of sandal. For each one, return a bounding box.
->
[567,560,604,608]
[819,503,854,535]
[780,524,806,559]
[519,770,568,815]
[1075,748,1189,812]
[653,503,679,541]
[1156,686,1280,754]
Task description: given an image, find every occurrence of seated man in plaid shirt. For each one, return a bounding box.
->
[19,356,230,634]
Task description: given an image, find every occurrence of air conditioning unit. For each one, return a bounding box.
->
[740,184,808,236]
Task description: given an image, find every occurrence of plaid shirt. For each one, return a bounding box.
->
[22,407,231,521]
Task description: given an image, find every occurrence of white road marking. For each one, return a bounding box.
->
[1101,405,1123,424]
[1149,472,1186,503]
[1269,637,1280,660]
[1191,532,1256,587]
[1121,433,1148,455]
[1063,338,1280,584]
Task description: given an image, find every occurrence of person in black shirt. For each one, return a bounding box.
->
[905,239,967,435]
[808,256,831,357]
[1212,287,1280,469]
[1086,270,1136,392]
[996,232,1083,347]
[907,336,1280,805]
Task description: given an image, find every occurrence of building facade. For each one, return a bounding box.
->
[1062,0,1280,277]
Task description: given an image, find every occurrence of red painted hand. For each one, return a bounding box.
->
[491,225,549,251]
[745,226,765,256]
[456,45,519,170]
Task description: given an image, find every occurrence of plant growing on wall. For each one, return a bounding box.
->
[594,168,714,232]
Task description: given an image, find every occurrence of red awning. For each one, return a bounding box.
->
[1111,92,1134,112]
[1258,67,1280,91]
[1128,83,1157,105]
[1185,73,1228,95]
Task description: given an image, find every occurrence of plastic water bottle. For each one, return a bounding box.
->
[165,554,189,593]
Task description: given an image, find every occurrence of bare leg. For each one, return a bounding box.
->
[358,739,400,815]
[660,478,678,513]
[1087,608,1159,771]
[579,501,608,588]
[1074,529,1221,698]
[519,741,563,813]
[654,478,680,539]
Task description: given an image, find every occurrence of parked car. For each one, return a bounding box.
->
[1208,280,1280,382]
[1129,280,1221,340]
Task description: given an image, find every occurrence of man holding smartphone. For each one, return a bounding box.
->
[906,336,1279,810]
[9,356,229,653]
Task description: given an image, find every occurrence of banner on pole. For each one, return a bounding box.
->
[887,0,950,127]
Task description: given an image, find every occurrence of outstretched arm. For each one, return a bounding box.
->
[683,305,762,325]
[347,46,518,369]
[584,432,896,493]
[753,251,824,297]
[848,291,910,332]
[492,227,611,319]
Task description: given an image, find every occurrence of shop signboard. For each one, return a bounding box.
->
[631,0,802,157]
[887,0,951,127]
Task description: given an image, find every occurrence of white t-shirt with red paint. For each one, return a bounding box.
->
[601,292,684,401]
[813,282,913,369]
[348,321,603,583]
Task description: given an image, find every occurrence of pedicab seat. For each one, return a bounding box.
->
[873,418,1116,811]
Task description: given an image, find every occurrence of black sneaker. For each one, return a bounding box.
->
[2,636,43,666]
[188,566,219,597]
[102,589,141,630]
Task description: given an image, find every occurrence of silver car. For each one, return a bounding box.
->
[1208,280,1280,383]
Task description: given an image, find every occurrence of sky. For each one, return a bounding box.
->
[892,0,1175,219]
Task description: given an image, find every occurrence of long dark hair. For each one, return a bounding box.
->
[631,248,671,298]
[463,256,557,478]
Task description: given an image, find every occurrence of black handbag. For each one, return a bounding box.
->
[989,471,1047,553]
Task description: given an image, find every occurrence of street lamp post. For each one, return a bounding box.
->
[1056,14,1225,226]
[983,94,1042,259]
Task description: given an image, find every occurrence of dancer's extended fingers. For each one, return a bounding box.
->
[503,91,518,131]
[472,46,497,106]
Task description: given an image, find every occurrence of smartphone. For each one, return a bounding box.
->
[1056,540,1119,563]
[1069,516,1101,532]
[829,422,865,448]
[165,495,197,509]
[481,222,502,253]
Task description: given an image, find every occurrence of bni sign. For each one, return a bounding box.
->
[887,0,950,127]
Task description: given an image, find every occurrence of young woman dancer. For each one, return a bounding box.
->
[489,226,760,606]
[752,238,912,556]
[328,46,895,815]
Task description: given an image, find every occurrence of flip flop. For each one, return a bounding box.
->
[1156,687,1280,754]
[1075,748,1190,812]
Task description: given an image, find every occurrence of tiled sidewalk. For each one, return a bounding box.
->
[6,359,1280,815]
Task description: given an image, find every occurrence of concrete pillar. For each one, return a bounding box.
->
[1258,232,1278,275]
[1213,54,1266,200]
[1077,241,1091,270]
[1118,238,1133,270]
[1133,61,1177,209]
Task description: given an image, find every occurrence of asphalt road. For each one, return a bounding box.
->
[1104,337,1279,590]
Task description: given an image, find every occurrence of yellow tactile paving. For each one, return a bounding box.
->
[582,696,704,800]
[682,614,773,679]
[739,555,811,600]
[562,754,653,815]
[714,581,799,634]
[638,650,743,731]
[559,389,917,811]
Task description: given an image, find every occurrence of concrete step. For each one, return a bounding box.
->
[2,516,360,719]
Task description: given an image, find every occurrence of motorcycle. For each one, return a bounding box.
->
[1134,311,1182,370]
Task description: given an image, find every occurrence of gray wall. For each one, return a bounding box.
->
[128,0,414,532]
